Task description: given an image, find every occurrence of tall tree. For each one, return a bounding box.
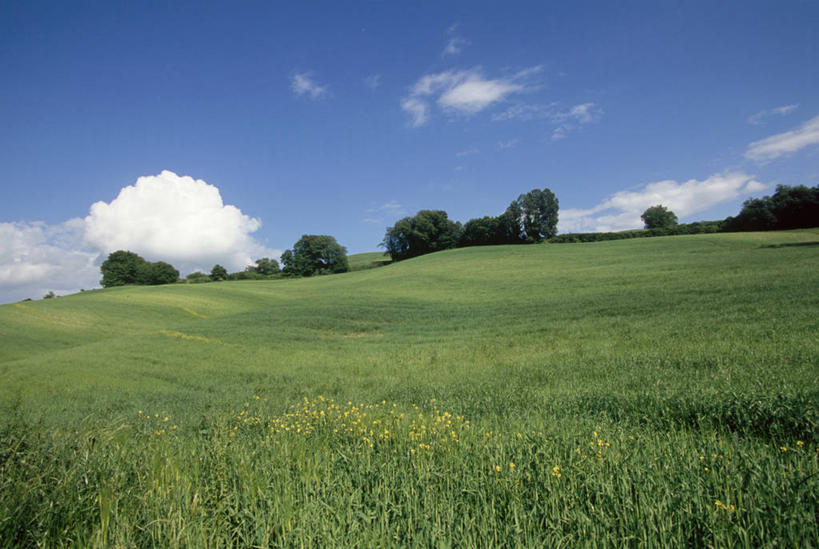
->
[515,188,559,242]
[281,235,348,276]
[100,250,149,287]
[210,264,228,281]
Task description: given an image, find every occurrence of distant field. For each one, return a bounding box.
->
[1,231,817,547]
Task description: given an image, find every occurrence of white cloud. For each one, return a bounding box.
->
[559,172,767,233]
[442,23,469,56]
[84,171,275,273]
[745,115,819,162]
[291,72,328,99]
[443,37,469,56]
[0,171,278,304]
[364,74,382,89]
[551,103,603,140]
[0,221,99,303]
[747,104,799,125]
[402,68,537,127]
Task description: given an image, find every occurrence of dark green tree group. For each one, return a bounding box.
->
[281,235,348,277]
[723,184,819,232]
[641,205,678,229]
[100,251,179,288]
[382,188,559,262]
[381,210,462,262]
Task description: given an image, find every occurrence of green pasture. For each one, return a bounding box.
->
[1,231,817,547]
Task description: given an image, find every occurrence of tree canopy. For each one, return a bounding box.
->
[100,250,179,287]
[210,264,228,281]
[641,205,678,229]
[250,257,280,276]
[723,184,819,232]
[281,235,348,277]
[516,188,559,242]
[381,210,462,262]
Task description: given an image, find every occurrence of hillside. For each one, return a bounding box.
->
[1,230,817,546]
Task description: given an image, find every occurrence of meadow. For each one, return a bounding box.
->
[0,230,817,547]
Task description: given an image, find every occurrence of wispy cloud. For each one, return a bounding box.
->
[497,139,519,150]
[745,115,819,162]
[551,103,603,140]
[363,200,407,224]
[364,74,382,90]
[493,101,603,139]
[442,23,469,56]
[290,72,328,99]
[402,67,540,127]
[747,104,799,125]
[559,172,767,233]
[456,147,479,157]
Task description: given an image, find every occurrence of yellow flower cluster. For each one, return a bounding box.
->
[228,396,470,454]
[136,410,177,436]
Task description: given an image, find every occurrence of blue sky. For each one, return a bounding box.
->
[1,1,818,302]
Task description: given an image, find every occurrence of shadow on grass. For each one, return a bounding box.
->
[759,241,819,249]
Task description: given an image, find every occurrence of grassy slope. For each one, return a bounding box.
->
[1,231,817,546]
[2,230,816,424]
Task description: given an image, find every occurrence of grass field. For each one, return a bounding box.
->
[1,231,817,547]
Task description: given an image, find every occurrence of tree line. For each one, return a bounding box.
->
[382,188,559,262]
[99,235,349,288]
[97,183,817,288]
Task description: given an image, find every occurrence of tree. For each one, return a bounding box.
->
[210,264,228,281]
[381,210,462,261]
[281,235,348,276]
[641,205,678,229]
[249,257,280,276]
[100,250,149,287]
[515,188,559,242]
[145,261,179,285]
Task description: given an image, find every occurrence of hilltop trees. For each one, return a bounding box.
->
[641,205,678,229]
[250,257,280,276]
[723,184,819,232]
[100,250,179,287]
[382,210,462,262]
[381,188,560,261]
[516,188,560,242]
[281,235,348,276]
[210,264,228,281]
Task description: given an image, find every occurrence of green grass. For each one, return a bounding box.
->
[347,251,392,271]
[1,231,817,547]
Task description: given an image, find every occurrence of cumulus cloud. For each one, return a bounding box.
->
[559,172,767,233]
[747,104,798,125]
[0,220,98,303]
[0,171,277,304]
[745,115,819,162]
[84,171,274,273]
[291,72,328,99]
[402,67,539,127]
